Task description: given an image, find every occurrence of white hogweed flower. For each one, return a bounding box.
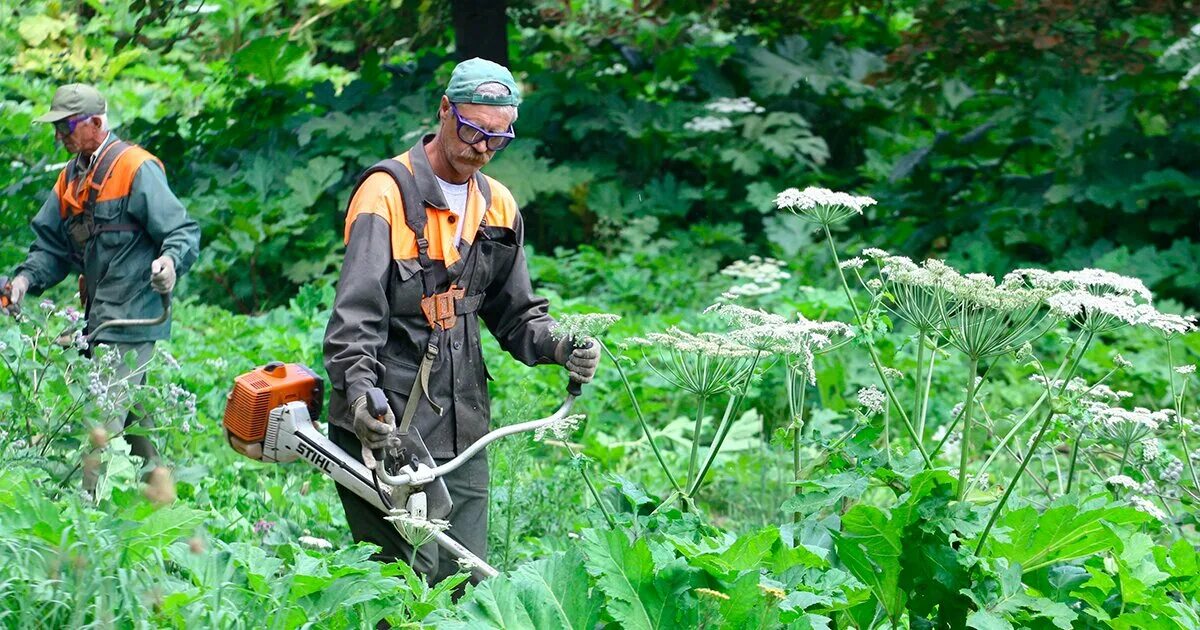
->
[774,186,877,228]
[684,116,734,133]
[1113,354,1133,369]
[1105,475,1140,491]
[1128,495,1169,523]
[839,257,866,270]
[857,385,887,415]
[705,97,765,114]
[385,509,451,548]
[298,535,333,550]
[551,313,621,342]
[1175,364,1196,375]
[534,414,585,442]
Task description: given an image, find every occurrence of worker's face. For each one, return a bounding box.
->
[436,97,516,178]
[54,115,105,155]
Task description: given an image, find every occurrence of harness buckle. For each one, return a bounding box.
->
[420,284,465,331]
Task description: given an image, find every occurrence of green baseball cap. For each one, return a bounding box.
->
[35,83,106,123]
[444,58,521,106]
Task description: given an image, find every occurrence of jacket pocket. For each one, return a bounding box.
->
[377,356,419,394]
[468,225,518,291]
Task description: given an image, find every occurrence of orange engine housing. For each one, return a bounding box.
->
[224,362,324,442]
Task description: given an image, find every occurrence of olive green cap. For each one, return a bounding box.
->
[444,58,521,106]
[35,83,106,123]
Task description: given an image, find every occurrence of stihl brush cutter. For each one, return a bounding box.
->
[222,361,580,580]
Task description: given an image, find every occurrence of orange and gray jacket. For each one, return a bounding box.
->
[13,133,200,343]
[323,136,561,458]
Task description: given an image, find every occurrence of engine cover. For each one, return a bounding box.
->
[224,362,323,443]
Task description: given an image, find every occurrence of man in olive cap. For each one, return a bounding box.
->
[2,83,200,493]
[318,58,599,584]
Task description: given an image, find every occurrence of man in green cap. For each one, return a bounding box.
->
[318,58,599,584]
[2,83,201,493]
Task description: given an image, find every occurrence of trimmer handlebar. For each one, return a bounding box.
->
[372,384,581,487]
[85,292,171,345]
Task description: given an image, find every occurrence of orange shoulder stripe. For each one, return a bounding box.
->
[95,145,163,204]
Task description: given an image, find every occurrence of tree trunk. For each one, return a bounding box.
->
[450,0,509,67]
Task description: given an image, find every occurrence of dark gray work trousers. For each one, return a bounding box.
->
[329,423,489,586]
[82,341,160,492]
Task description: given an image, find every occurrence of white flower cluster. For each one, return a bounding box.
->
[1006,268,1152,301]
[385,508,451,548]
[684,115,734,133]
[1128,495,1169,523]
[624,328,754,359]
[772,186,878,217]
[1177,364,1197,375]
[1105,474,1140,490]
[705,97,765,114]
[1007,268,1196,335]
[705,304,853,381]
[534,413,585,442]
[551,313,621,342]
[1141,437,1162,462]
[298,535,333,550]
[1084,402,1171,432]
[857,385,887,415]
[167,383,198,417]
[596,62,628,77]
[839,257,866,270]
[720,256,790,300]
[1028,374,1132,404]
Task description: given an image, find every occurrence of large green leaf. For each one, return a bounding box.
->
[833,504,906,621]
[981,499,1150,573]
[581,528,695,629]
[440,549,601,629]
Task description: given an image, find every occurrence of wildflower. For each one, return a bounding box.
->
[385,509,451,548]
[684,116,733,133]
[1161,459,1184,485]
[866,278,883,291]
[551,313,621,342]
[775,186,876,228]
[624,328,753,396]
[705,97,765,114]
[596,62,628,77]
[534,413,585,442]
[706,304,852,382]
[455,556,480,572]
[1105,475,1140,491]
[757,584,787,601]
[857,385,886,415]
[1113,354,1133,369]
[161,351,181,370]
[882,367,903,381]
[721,256,791,283]
[839,257,866,270]
[1128,495,1169,523]
[1176,364,1196,375]
[298,535,333,550]
[861,247,891,259]
[721,282,782,300]
[695,587,731,601]
[253,519,276,535]
[39,299,55,312]
[1141,438,1162,462]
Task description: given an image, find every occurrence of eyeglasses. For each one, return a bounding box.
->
[450,103,515,151]
[53,115,90,136]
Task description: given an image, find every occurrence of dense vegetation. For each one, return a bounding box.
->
[2,1,1200,628]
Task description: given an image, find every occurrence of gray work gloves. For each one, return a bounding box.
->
[352,392,395,451]
[555,336,600,384]
[1,275,28,315]
[150,255,176,294]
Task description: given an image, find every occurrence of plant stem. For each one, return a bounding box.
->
[970,330,1091,490]
[1167,339,1200,491]
[919,340,937,438]
[913,332,928,438]
[601,342,681,493]
[791,370,808,523]
[957,358,980,500]
[823,227,931,467]
[975,404,1057,555]
[687,352,763,499]
[565,443,615,527]
[1063,426,1086,495]
[687,395,707,491]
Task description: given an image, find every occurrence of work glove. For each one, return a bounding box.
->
[150,256,176,294]
[1,274,29,315]
[352,392,395,451]
[555,336,600,384]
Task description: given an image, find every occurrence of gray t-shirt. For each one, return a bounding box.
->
[436,176,469,247]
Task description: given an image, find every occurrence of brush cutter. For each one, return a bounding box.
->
[222,361,581,580]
